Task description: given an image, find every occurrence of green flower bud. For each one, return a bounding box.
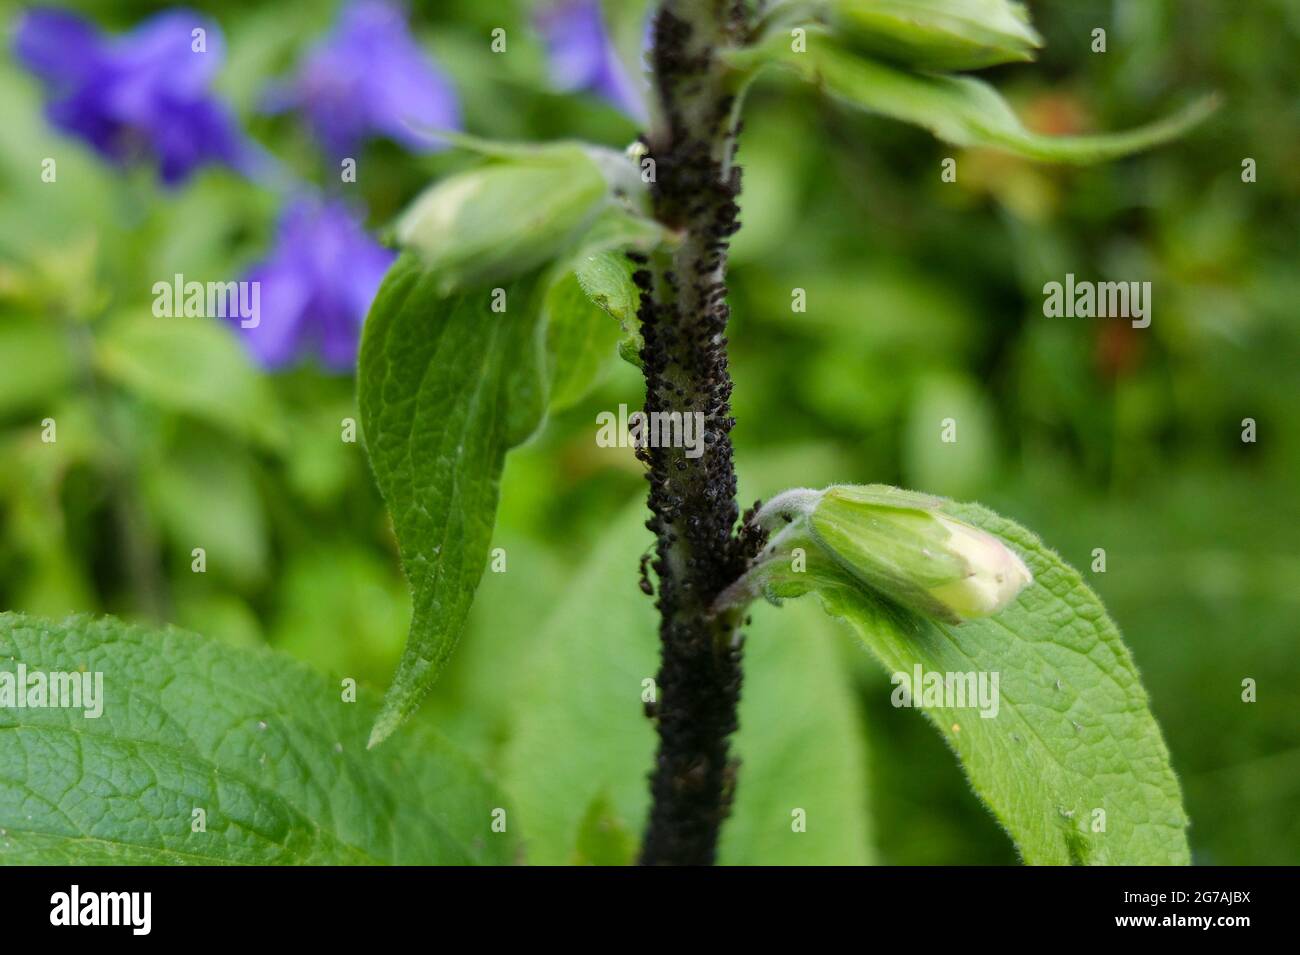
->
[827,0,1043,72]
[395,144,617,293]
[725,485,1032,623]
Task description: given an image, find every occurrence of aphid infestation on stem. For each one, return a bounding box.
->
[2,0,1224,870]
[632,0,765,867]
[353,0,1210,865]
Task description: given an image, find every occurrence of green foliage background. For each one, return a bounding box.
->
[0,0,1296,863]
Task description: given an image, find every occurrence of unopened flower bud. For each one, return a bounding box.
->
[395,145,610,292]
[727,484,1032,623]
[828,0,1043,72]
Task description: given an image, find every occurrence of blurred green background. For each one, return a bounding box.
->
[0,0,1296,864]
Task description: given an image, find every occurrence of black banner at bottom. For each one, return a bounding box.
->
[0,865,1284,940]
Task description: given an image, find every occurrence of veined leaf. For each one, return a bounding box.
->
[728,32,1217,163]
[501,499,874,865]
[774,498,1190,864]
[364,181,661,744]
[0,613,517,865]
[827,0,1043,71]
[362,136,660,746]
[359,255,547,746]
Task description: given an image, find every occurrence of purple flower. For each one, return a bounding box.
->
[536,0,647,121]
[237,197,395,371]
[13,8,257,185]
[264,0,460,157]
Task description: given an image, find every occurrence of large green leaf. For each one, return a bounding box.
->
[729,31,1217,163]
[718,600,874,865]
[0,613,518,865]
[784,500,1190,864]
[363,176,662,746]
[358,255,546,746]
[501,500,874,865]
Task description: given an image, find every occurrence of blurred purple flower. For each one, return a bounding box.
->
[536,0,646,121]
[264,0,460,157]
[237,197,395,371]
[13,8,257,185]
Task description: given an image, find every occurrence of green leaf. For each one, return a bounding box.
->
[572,792,637,866]
[269,545,409,686]
[718,599,874,865]
[501,499,874,865]
[826,0,1043,71]
[0,613,518,865]
[363,142,657,745]
[0,319,75,417]
[785,499,1190,864]
[542,267,624,412]
[94,313,285,449]
[902,373,997,499]
[141,434,268,591]
[557,206,663,371]
[541,238,649,408]
[573,249,645,367]
[729,32,1218,163]
[358,255,546,746]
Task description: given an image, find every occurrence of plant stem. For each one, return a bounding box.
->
[69,321,169,622]
[637,0,762,866]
